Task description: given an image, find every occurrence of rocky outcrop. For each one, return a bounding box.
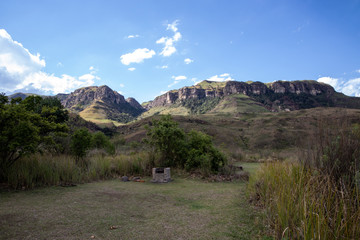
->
[144,80,335,109]
[61,85,126,108]
[268,80,334,96]
[126,97,144,111]
[58,85,144,123]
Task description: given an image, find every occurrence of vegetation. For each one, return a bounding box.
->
[145,115,227,174]
[249,120,360,239]
[0,177,268,239]
[180,97,221,114]
[0,94,68,180]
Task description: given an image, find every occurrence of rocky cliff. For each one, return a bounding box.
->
[144,80,337,111]
[57,85,144,123]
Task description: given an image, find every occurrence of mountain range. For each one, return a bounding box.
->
[9,79,360,127]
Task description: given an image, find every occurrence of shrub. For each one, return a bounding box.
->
[145,115,227,173]
[145,115,187,167]
[70,128,92,163]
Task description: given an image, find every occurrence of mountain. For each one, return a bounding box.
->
[9,92,39,100]
[56,85,144,126]
[141,80,360,117]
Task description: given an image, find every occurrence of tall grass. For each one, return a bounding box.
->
[5,152,154,189]
[249,162,360,239]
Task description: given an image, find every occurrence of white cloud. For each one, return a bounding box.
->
[207,73,234,82]
[184,58,193,64]
[127,34,140,39]
[120,48,156,65]
[89,66,94,70]
[341,78,360,97]
[157,20,182,57]
[317,77,339,89]
[0,28,98,94]
[317,76,360,97]
[356,69,360,73]
[168,75,187,88]
[160,65,168,69]
[128,67,136,71]
[167,20,179,32]
[119,83,125,88]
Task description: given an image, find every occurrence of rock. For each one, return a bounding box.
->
[144,80,335,110]
[121,176,129,182]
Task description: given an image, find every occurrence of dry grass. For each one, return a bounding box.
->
[249,162,360,239]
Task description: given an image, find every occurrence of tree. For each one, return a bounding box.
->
[91,131,115,155]
[0,94,70,179]
[145,115,227,173]
[70,128,92,162]
[0,97,40,179]
[185,130,227,173]
[145,115,187,167]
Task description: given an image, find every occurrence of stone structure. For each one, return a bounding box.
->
[151,167,171,183]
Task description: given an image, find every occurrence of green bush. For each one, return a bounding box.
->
[70,128,92,163]
[145,115,226,173]
[91,131,115,155]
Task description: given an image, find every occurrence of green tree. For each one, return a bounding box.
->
[186,130,227,173]
[0,96,40,179]
[145,115,187,167]
[91,131,115,154]
[70,128,92,162]
[145,115,227,173]
[21,96,69,152]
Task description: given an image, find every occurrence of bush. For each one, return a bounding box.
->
[91,131,115,155]
[70,128,92,163]
[145,115,227,173]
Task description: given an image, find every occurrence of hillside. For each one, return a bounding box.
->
[118,107,360,160]
[56,85,145,126]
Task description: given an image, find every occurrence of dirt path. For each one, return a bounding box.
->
[0,178,267,240]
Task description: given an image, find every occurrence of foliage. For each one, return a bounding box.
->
[0,94,69,179]
[145,115,226,173]
[185,130,226,174]
[91,131,115,155]
[70,128,92,162]
[145,115,187,167]
[180,97,220,114]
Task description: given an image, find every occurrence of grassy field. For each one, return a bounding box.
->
[0,175,269,240]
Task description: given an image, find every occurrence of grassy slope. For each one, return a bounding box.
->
[209,94,269,115]
[0,178,268,240]
[79,101,124,127]
[118,107,360,161]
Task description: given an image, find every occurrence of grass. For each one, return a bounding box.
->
[0,178,269,240]
[4,152,153,190]
[249,161,360,239]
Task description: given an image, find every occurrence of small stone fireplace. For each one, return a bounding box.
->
[151,167,171,183]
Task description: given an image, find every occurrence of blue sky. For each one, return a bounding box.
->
[1,0,360,103]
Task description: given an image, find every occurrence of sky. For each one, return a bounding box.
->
[1,0,360,103]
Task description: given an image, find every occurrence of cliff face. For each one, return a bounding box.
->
[61,85,127,108]
[145,80,335,110]
[126,97,143,110]
[58,85,144,123]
